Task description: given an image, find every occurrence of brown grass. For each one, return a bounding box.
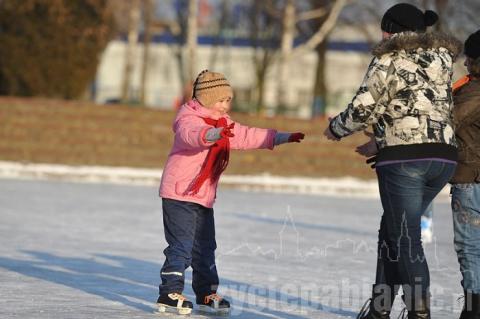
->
[0,97,375,179]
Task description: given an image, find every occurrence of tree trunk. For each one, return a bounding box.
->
[140,0,153,105]
[277,0,295,112]
[434,0,449,32]
[249,2,276,116]
[311,40,327,118]
[292,0,347,56]
[209,0,229,70]
[121,0,141,103]
[255,49,271,115]
[256,77,266,114]
[186,0,198,82]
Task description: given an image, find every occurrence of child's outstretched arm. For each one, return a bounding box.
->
[227,120,304,150]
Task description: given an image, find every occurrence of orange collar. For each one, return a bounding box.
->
[453,75,471,93]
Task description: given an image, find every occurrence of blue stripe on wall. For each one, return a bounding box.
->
[119,33,372,53]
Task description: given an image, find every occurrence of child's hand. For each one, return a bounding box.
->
[274,132,305,146]
[221,123,235,138]
[288,132,305,143]
[204,123,235,142]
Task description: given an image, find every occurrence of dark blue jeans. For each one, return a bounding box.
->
[374,161,456,301]
[159,198,219,298]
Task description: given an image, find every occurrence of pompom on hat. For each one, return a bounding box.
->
[381,3,439,34]
[192,70,233,108]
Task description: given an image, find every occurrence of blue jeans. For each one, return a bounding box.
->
[375,161,456,301]
[159,198,219,298]
[451,183,480,294]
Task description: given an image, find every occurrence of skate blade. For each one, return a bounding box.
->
[197,305,230,316]
[155,303,192,315]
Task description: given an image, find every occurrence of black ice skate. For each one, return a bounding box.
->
[156,293,193,315]
[356,298,391,319]
[196,293,230,315]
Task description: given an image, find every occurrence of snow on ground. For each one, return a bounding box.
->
[0,178,462,319]
[0,161,451,200]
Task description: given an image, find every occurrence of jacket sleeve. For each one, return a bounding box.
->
[454,107,480,133]
[173,116,214,150]
[453,90,480,131]
[329,57,391,138]
[229,120,276,150]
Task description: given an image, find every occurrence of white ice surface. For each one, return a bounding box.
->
[0,178,462,318]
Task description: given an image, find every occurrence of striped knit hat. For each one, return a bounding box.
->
[192,70,233,108]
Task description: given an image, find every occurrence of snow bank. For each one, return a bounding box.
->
[0,161,450,200]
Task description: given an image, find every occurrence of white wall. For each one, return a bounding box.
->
[94,40,467,118]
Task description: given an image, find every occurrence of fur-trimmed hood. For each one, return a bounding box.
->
[372,31,462,60]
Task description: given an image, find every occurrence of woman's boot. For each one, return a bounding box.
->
[398,296,430,319]
[460,291,480,319]
[357,285,396,319]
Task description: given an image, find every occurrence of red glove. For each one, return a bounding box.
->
[288,132,305,143]
[221,123,235,138]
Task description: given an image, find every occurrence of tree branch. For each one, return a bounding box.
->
[292,0,349,57]
[263,0,283,19]
[296,7,327,22]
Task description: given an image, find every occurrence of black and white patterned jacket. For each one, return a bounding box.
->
[330,32,462,162]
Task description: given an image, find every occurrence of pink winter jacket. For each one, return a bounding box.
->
[159,100,277,208]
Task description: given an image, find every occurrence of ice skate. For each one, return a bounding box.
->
[197,293,230,315]
[156,293,193,315]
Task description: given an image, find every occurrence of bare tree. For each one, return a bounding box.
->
[249,1,281,115]
[109,0,187,105]
[460,1,480,33]
[289,0,348,57]
[299,0,337,117]
[208,0,230,71]
[186,0,198,82]
[277,0,296,112]
[338,0,383,45]
[139,0,153,104]
[433,0,448,32]
[120,0,141,103]
[419,0,447,31]
[275,0,349,115]
[418,0,479,36]
[167,0,197,97]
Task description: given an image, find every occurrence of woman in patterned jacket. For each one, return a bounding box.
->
[324,3,462,319]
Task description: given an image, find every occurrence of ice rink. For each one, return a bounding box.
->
[0,178,464,318]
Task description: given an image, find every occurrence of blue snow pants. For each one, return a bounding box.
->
[159,198,219,299]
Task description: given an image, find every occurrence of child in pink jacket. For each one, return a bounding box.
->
[156,70,305,315]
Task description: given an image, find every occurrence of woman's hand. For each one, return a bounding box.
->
[355,131,378,157]
[323,117,341,141]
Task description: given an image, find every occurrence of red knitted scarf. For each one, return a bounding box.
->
[185,117,230,195]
